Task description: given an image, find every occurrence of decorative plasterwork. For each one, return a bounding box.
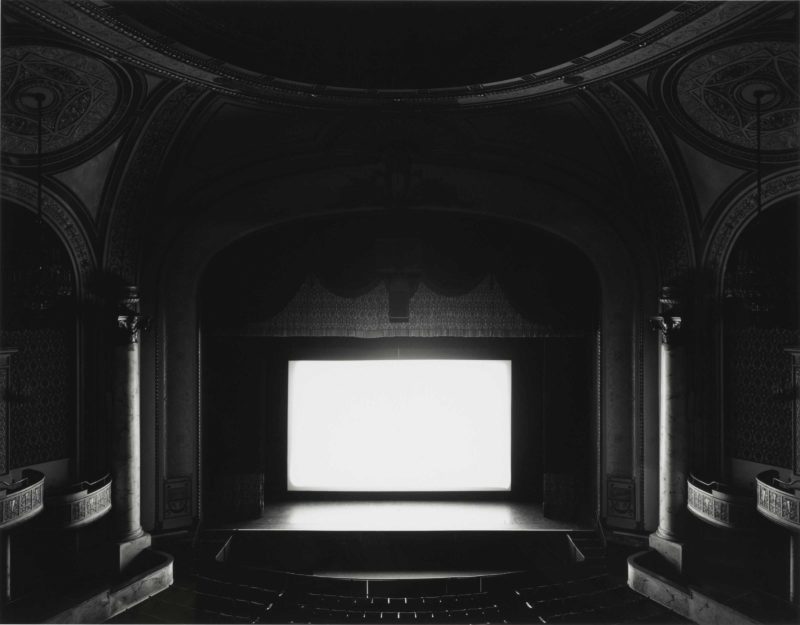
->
[703,168,800,284]
[0,172,96,284]
[104,84,204,282]
[671,40,799,160]
[589,82,694,284]
[1,45,119,155]
[5,1,765,108]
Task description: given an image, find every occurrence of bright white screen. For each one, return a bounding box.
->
[287,359,511,492]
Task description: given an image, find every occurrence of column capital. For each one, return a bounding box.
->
[114,285,150,344]
[650,315,683,345]
[116,313,149,344]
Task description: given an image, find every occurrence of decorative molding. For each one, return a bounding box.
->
[686,475,753,530]
[0,469,45,531]
[589,82,693,285]
[756,470,800,532]
[45,474,112,529]
[104,84,204,283]
[607,475,636,520]
[0,172,96,285]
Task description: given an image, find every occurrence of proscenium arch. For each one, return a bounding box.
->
[140,163,658,532]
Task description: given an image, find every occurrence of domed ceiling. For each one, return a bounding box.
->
[112,0,679,90]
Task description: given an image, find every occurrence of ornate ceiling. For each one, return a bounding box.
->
[3,1,787,107]
[0,0,797,288]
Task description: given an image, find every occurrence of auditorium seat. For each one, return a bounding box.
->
[107,534,688,624]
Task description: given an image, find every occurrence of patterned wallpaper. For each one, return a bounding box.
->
[1,328,73,469]
[726,327,799,467]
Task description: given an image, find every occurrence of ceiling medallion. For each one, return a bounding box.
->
[1,46,119,155]
[675,41,798,154]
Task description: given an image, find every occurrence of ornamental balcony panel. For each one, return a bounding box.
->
[687,474,755,530]
[756,470,800,533]
[45,474,112,529]
[0,469,45,530]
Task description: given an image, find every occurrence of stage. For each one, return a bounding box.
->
[206,501,593,578]
[212,500,591,532]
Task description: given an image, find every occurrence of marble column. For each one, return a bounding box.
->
[111,286,151,571]
[649,287,688,572]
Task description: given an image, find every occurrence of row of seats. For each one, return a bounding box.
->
[188,568,653,623]
[303,590,495,610]
[177,534,672,624]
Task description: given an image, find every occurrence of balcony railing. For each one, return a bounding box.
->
[756,470,800,532]
[44,474,112,529]
[0,469,45,531]
[686,474,754,530]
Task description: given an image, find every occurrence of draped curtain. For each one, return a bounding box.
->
[202,213,597,338]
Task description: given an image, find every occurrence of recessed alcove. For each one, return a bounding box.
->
[199,212,599,547]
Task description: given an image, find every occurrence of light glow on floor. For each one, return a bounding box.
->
[287,359,511,492]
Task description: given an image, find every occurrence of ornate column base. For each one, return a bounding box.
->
[114,531,151,572]
[649,530,687,572]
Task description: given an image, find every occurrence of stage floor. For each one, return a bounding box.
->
[214,501,591,532]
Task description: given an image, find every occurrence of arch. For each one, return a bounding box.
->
[703,167,800,296]
[103,83,206,283]
[588,82,696,285]
[140,162,658,532]
[1,172,97,289]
